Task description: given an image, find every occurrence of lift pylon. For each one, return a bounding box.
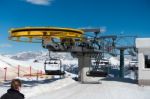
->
[9,27,117,83]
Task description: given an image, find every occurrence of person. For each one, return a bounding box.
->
[0,79,24,99]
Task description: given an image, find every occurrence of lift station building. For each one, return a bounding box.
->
[136,38,150,85]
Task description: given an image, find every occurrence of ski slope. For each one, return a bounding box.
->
[0,53,78,81]
[1,78,150,99]
[0,78,75,98]
[0,55,39,80]
[27,79,150,99]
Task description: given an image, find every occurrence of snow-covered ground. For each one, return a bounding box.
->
[28,79,150,99]
[0,77,75,98]
[1,77,150,99]
[0,51,149,99]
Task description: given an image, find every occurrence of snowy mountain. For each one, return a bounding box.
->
[10,51,41,61]
[8,51,128,65]
[9,51,74,61]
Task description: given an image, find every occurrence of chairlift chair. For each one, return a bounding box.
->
[44,59,65,75]
[86,59,109,77]
[86,70,108,77]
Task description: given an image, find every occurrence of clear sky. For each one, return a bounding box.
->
[0,0,150,54]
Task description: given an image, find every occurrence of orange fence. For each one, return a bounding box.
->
[0,65,44,81]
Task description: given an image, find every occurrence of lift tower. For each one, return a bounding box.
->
[9,27,117,83]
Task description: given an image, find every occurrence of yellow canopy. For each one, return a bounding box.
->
[9,27,84,43]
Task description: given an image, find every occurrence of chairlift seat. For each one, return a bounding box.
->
[49,62,54,64]
[45,70,65,75]
[44,62,54,64]
[128,67,138,71]
[86,70,107,77]
[54,62,58,64]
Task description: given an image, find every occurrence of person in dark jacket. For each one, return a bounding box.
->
[0,79,24,99]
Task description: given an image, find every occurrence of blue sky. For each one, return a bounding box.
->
[0,0,150,54]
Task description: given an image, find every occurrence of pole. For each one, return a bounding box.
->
[119,49,124,78]
[40,70,42,75]
[30,66,31,77]
[36,70,39,81]
[18,65,20,77]
[4,67,7,81]
[60,59,62,78]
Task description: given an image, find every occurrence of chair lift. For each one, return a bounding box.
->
[44,52,65,75]
[44,59,65,75]
[86,59,109,77]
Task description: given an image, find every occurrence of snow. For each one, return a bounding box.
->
[27,79,150,99]
[61,59,78,65]
[1,77,150,99]
[0,78,76,98]
[65,71,78,78]
[109,57,130,66]
[0,52,78,81]
[109,57,119,65]
[0,55,38,80]
[22,78,76,98]
[0,51,150,99]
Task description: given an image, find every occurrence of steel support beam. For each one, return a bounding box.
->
[119,49,124,78]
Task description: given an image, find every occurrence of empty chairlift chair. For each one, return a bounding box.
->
[86,59,109,77]
[44,58,65,75]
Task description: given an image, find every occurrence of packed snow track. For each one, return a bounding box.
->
[28,79,150,99]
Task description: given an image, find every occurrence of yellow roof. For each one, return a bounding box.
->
[9,27,84,43]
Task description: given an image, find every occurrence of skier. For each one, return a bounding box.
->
[0,79,24,99]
